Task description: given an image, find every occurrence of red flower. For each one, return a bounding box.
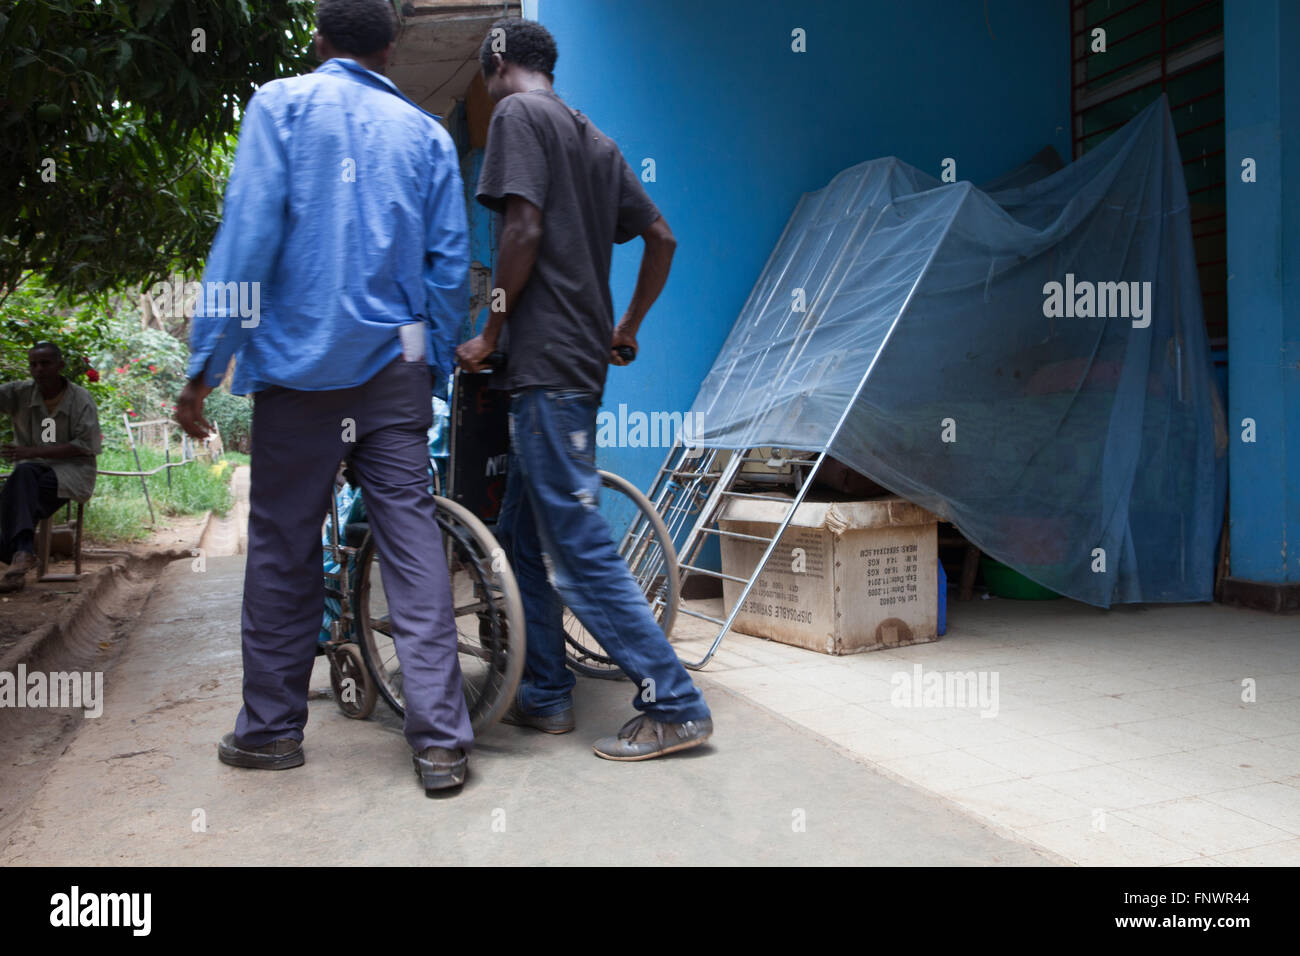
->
[148,364,158,372]
[86,368,99,382]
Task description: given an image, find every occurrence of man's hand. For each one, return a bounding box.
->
[175,377,214,439]
[0,444,35,462]
[456,334,497,373]
[610,322,639,366]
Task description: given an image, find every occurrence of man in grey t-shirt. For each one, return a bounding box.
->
[457,18,712,761]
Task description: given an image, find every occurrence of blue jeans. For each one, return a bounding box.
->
[495,388,710,724]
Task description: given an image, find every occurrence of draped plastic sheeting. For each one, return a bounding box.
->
[688,97,1226,607]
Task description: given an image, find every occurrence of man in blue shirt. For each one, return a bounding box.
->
[175,0,473,793]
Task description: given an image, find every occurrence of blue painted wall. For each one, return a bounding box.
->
[1225,0,1300,584]
[460,148,495,342]
[531,0,1071,491]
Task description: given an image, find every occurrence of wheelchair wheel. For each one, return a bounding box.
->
[328,642,377,719]
[563,470,679,680]
[354,496,525,735]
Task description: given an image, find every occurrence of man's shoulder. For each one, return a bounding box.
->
[425,114,456,152]
[256,68,442,127]
[253,68,451,170]
[65,381,98,409]
[493,90,569,126]
[246,74,296,110]
[250,70,364,112]
[497,94,623,157]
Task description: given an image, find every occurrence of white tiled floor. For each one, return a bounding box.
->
[674,595,1300,866]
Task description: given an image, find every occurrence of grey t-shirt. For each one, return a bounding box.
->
[476,90,660,396]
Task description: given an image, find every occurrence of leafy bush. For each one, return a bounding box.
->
[93,319,191,445]
[1,280,195,449]
[204,388,252,453]
[0,278,122,444]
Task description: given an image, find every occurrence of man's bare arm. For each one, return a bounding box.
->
[611,215,676,365]
[456,195,543,371]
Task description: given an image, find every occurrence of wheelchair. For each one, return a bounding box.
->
[322,356,682,729]
[319,369,524,734]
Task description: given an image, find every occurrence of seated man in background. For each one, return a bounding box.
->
[0,342,101,591]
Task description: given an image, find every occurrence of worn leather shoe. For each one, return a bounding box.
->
[413,746,467,793]
[592,714,713,761]
[501,702,575,734]
[217,732,304,770]
[0,551,32,592]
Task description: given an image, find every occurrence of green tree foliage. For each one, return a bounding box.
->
[1,279,254,454]
[0,278,122,444]
[0,0,317,296]
[0,279,122,397]
[204,387,251,452]
[96,318,191,441]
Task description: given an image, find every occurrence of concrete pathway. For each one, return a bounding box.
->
[672,596,1300,866]
[1,556,1052,865]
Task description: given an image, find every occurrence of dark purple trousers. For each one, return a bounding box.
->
[236,356,473,753]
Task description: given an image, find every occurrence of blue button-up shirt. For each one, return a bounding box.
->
[187,58,468,395]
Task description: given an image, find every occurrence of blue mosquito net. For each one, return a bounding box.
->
[687,96,1226,607]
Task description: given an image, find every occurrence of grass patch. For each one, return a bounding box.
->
[84,447,243,544]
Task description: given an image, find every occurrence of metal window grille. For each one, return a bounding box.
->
[1070,0,1227,351]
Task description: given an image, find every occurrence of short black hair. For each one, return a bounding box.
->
[29,342,63,361]
[479,18,557,81]
[316,0,398,57]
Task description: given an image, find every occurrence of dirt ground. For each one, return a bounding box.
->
[0,513,208,647]
[0,511,209,845]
